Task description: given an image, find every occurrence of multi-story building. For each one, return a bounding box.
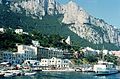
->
[37,47,66,60]
[3,51,22,64]
[2,44,71,65]
[40,57,73,69]
[2,45,38,65]
[17,45,38,56]
[82,47,99,57]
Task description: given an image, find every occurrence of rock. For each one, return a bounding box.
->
[1,0,120,46]
[61,1,120,46]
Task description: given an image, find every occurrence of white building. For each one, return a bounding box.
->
[2,45,38,65]
[102,50,108,55]
[111,51,120,57]
[40,57,72,68]
[15,29,23,34]
[2,51,37,65]
[65,36,71,45]
[32,40,40,47]
[0,28,5,33]
[17,45,38,55]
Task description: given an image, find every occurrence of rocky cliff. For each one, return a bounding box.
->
[9,0,61,19]
[61,1,120,46]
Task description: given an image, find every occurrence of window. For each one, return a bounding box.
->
[34,62,38,65]
[64,61,68,63]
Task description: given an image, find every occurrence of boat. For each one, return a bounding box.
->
[3,71,16,77]
[10,70,24,76]
[75,68,82,72]
[93,60,118,75]
[24,71,36,76]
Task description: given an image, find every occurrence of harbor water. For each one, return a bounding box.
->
[1,72,120,79]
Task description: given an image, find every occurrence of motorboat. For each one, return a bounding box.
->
[93,60,118,75]
[24,71,36,76]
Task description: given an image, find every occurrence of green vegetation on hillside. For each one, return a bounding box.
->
[0,29,69,51]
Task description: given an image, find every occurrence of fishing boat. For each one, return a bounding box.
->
[93,60,118,75]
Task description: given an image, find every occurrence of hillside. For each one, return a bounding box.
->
[0,3,120,50]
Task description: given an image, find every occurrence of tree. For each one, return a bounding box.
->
[85,55,98,64]
[104,54,118,65]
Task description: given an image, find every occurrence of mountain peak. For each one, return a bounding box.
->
[67,0,78,8]
[62,0,89,24]
[68,0,76,4]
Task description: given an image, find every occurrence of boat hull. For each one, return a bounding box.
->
[95,70,118,76]
[24,72,36,76]
[4,73,15,77]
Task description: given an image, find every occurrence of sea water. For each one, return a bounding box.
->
[1,72,120,79]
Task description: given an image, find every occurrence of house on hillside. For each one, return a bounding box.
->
[0,28,5,33]
[15,29,23,34]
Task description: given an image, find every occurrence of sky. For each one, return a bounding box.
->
[57,0,120,28]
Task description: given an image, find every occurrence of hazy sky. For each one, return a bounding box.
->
[57,0,120,28]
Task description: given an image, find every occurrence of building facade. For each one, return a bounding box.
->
[37,47,66,60]
[2,45,38,65]
[40,57,72,69]
[15,29,23,34]
[22,60,41,68]
[112,51,120,57]
[82,47,99,57]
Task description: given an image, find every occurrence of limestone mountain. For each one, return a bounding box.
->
[0,0,120,50]
[62,1,120,46]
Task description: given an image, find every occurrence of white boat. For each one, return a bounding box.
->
[4,71,15,77]
[93,61,118,75]
[10,70,24,76]
[24,71,36,76]
[1,70,24,77]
